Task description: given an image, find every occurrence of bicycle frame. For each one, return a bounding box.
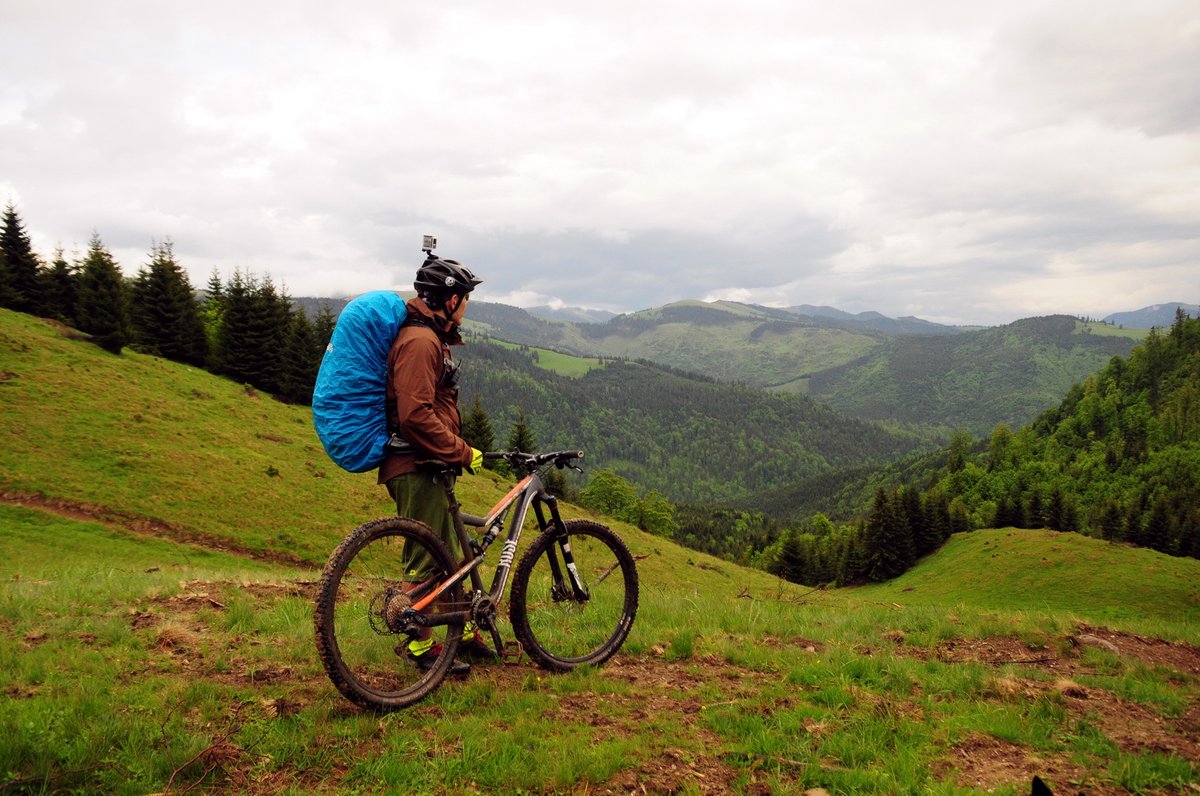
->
[403,469,588,629]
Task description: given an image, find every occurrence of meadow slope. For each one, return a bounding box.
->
[1,309,1197,795]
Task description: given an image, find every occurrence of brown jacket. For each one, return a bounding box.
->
[377,297,472,483]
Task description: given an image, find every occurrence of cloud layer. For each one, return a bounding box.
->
[2,0,1197,324]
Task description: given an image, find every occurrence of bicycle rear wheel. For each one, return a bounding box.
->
[510,519,639,672]
[314,517,465,711]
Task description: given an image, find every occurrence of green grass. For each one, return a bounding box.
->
[1074,320,1151,340]
[1,309,1198,794]
[491,338,606,377]
[860,528,1200,631]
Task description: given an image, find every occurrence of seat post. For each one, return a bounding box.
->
[438,469,485,593]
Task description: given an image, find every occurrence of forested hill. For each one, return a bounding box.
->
[465,302,1141,438]
[930,311,1200,554]
[456,340,923,504]
[757,310,1200,559]
[805,316,1141,435]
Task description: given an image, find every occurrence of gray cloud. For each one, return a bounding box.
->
[1,0,1196,325]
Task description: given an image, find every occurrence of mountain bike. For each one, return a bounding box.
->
[313,449,640,711]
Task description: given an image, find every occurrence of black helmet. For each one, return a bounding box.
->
[414,256,482,307]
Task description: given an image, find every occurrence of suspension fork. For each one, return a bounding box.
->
[535,493,590,602]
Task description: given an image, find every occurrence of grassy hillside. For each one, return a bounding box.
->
[805,316,1142,436]
[1,309,1197,794]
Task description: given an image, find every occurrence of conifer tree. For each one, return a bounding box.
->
[461,395,497,460]
[130,240,207,366]
[1144,497,1174,554]
[312,304,336,353]
[1099,501,1124,541]
[506,409,536,453]
[1045,488,1066,532]
[76,234,130,354]
[215,272,291,392]
[40,247,79,325]
[0,202,43,313]
[770,527,808,583]
[277,308,319,404]
[863,488,914,582]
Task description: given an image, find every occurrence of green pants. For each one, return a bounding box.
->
[387,473,464,580]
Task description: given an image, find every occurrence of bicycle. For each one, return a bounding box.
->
[313,449,640,711]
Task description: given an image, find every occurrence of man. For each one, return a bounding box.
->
[379,253,492,675]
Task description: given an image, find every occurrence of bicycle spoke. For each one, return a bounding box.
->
[314,518,464,711]
[511,520,638,671]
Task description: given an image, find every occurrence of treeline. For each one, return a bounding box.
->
[0,203,334,404]
[762,488,969,586]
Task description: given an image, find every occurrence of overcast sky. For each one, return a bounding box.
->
[3,1,1197,325]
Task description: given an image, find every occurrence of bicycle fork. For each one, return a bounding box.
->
[534,496,590,604]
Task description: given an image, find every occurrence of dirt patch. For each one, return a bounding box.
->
[0,490,313,568]
[1075,623,1200,677]
[933,636,1070,671]
[934,732,1117,795]
[916,625,1200,684]
[992,675,1200,762]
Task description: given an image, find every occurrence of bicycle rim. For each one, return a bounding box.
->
[511,520,638,671]
[314,517,465,711]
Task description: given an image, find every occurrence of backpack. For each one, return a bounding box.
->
[312,291,408,472]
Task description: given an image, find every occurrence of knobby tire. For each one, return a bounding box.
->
[510,519,639,672]
[314,516,464,712]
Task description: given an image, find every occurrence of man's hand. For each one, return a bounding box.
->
[468,447,484,474]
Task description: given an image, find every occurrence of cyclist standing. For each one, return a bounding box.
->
[379,252,492,674]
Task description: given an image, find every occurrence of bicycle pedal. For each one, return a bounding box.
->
[501,640,524,664]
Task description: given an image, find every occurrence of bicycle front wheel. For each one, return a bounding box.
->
[314,517,465,711]
[510,519,639,672]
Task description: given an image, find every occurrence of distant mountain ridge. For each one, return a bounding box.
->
[291,295,1148,436]
[783,305,963,335]
[526,305,617,324]
[1102,302,1199,329]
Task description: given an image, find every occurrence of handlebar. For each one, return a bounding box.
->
[484,449,585,473]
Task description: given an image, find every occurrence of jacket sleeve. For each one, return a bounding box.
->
[391,331,472,465]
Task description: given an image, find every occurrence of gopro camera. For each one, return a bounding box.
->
[422,235,437,253]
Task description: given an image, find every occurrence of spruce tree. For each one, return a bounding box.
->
[130,240,207,365]
[41,247,79,325]
[214,270,253,379]
[462,395,497,456]
[76,234,130,354]
[1144,498,1173,554]
[0,202,43,313]
[506,409,536,453]
[1099,501,1123,541]
[277,308,319,404]
[863,489,914,582]
[312,305,336,353]
[215,272,291,392]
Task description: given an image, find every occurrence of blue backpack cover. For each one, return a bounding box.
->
[312,291,408,472]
